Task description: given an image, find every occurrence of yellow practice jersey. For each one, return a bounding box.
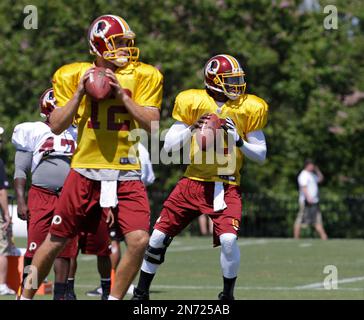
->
[172,89,268,185]
[52,61,163,170]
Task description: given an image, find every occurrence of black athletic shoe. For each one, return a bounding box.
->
[66,291,77,300]
[218,291,234,300]
[131,287,149,300]
[101,294,109,300]
[86,286,102,297]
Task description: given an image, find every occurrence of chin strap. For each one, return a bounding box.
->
[205,83,243,101]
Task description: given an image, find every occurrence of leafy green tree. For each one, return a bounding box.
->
[0,0,363,236]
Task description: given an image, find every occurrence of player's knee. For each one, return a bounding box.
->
[149,229,172,247]
[145,230,173,265]
[136,232,149,246]
[138,235,150,251]
[49,234,68,251]
[127,231,150,254]
[220,233,238,256]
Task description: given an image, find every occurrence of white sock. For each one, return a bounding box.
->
[20,295,32,300]
[108,295,119,300]
[219,233,240,278]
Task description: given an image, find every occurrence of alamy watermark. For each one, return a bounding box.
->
[323,265,338,290]
[23,5,38,30]
[23,265,39,290]
[129,123,238,175]
[323,5,338,30]
[23,4,339,31]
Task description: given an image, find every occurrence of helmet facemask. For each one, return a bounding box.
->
[102,34,139,67]
[90,31,139,67]
[213,70,246,100]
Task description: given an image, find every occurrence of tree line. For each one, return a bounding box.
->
[0,0,363,236]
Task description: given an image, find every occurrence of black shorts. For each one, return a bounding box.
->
[295,202,323,226]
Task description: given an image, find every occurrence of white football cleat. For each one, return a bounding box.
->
[0,284,16,295]
[126,284,135,295]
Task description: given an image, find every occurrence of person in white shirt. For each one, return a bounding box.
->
[12,88,79,299]
[294,159,328,240]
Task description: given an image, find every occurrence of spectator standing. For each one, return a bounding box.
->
[294,159,328,240]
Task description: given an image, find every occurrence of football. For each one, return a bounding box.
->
[195,113,222,151]
[85,67,112,101]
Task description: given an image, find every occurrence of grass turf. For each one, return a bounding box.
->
[1,236,363,300]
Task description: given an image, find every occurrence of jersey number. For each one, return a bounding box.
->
[88,102,130,131]
[39,137,75,155]
[87,89,132,131]
[60,139,76,153]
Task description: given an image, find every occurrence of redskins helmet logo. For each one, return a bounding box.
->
[205,59,220,76]
[43,89,56,108]
[51,215,62,225]
[91,19,112,41]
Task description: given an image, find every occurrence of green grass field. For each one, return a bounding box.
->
[2,237,364,300]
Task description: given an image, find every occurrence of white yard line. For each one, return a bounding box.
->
[78,239,276,257]
[75,283,363,292]
[79,256,97,261]
[295,276,364,289]
[168,239,277,252]
[299,243,313,248]
[78,239,277,260]
[151,284,364,292]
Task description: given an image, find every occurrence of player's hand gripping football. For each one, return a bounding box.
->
[189,113,211,131]
[105,69,128,103]
[76,67,95,96]
[222,117,244,147]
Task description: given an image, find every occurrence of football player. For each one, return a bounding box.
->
[83,143,156,298]
[21,14,163,300]
[12,88,78,300]
[133,54,268,300]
